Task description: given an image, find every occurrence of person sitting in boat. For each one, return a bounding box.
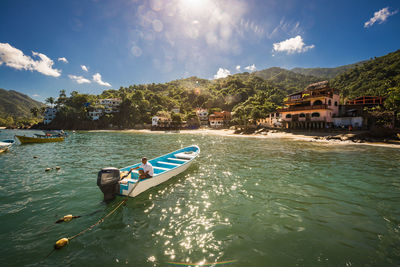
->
[132,157,154,179]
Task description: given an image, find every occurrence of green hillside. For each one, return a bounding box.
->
[0,89,44,118]
[291,62,364,79]
[330,49,400,100]
[254,67,320,89]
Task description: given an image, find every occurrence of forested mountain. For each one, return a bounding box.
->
[254,67,320,91]
[291,62,364,79]
[0,89,44,118]
[331,49,400,100]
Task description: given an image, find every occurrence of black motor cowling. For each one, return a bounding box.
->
[97,167,120,201]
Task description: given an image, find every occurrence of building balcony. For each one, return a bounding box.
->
[277,104,329,112]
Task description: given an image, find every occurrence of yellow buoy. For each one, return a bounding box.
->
[54,238,69,249]
[55,214,81,223]
[63,215,73,222]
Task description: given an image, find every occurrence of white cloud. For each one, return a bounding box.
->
[273,35,314,54]
[58,57,68,63]
[0,42,61,77]
[236,65,241,71]
[214,68,231,79]
[81,65,88,72]
[245,64,256,72]
[93,73,111,87]
[364,7,398,28]
[32,94,40,97]
[69,74,91,84]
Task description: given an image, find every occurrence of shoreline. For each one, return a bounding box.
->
[88,128,400,149]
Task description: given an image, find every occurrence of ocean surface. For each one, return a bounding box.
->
[0,129,400,266]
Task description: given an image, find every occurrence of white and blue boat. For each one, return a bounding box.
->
[97,145,200,200]
[0,139,15,153]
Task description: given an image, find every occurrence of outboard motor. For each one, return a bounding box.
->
[97,167,120,201]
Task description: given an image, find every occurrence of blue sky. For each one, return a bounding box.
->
[0,0,399,102]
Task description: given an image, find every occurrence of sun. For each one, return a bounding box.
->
[178,0,213,15]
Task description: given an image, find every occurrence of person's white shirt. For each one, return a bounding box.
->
[139,162,154,176]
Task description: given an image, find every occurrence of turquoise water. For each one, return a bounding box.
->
[1,129,400,266]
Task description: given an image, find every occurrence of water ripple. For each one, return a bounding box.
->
[0,130,400,266]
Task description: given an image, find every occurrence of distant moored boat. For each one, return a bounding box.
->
[15,135,65,144]
[0,139,15,153]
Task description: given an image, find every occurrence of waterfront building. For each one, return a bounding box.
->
[346,96,386,105]
[196,108,209,126]
[257,112,282,128]
[152,116,160,127]
[88,109,104,121]
[332,96,386,129]
[43,107,57,125]
[98,98,122,113]
[209,111,231,128]
[278,81,340,129]
[151,115,173,129]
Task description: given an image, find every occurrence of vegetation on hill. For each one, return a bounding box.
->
[44,72,318,129]
[331,50,400,101]
[254,67,320,89]
[0,89,44,127]
[291,62,364,79]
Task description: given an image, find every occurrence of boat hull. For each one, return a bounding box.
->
[15,135,65,144]
[118,145,200,198]
[121,161,193,197]
[0,139,15,153]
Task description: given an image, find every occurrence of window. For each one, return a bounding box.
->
[290,94,301,100]
[313,100,323,105]
[334,101,338,106]
[311,112,320,117]
[286,114,292,118]
[328,99,332,106]
[299,113,305,118]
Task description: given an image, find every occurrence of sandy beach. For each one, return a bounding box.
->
[89,128,400,148]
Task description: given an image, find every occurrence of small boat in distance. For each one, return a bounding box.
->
[44,130,67,137]
[0,139,15,153]
[97,145,200,200]
[15,135,65,144]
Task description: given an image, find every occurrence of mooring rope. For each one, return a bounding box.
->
[52,177,141,251]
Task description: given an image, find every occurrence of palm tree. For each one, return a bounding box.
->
[45,97,55,107]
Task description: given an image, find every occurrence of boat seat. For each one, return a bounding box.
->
[167,157,188,162]
[157,161,180,166]
[174,152,196,160]
[153,166,170,171]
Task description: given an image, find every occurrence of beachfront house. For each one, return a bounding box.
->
[88,109,104,121]
[151,115,173,129]
[278,81,340,129]
[152,116,160,127]
[99,98,122,114]
[257,112,282,128]
[196,108,209,126]
[333,96,387,129]
[43,107,57,125]
[209,111,231,128]
[86,98,122,120]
